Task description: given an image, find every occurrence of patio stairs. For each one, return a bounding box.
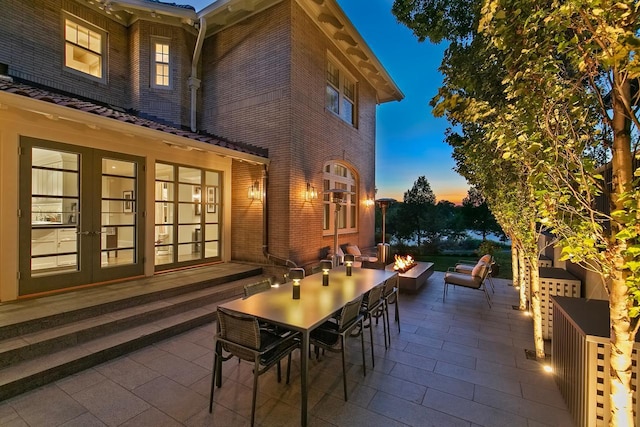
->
[0,263,267,401]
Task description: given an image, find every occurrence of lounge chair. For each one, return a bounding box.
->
[443,261,492,307]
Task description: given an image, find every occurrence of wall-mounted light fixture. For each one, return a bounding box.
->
[248,180,260,201]
[364,198,375,207]
[305,182,318,201]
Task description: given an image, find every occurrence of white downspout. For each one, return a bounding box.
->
[189,17,207,132]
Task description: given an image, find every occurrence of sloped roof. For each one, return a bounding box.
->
[0,78,268,158]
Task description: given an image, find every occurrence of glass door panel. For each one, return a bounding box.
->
[19,137,145,296]
[154,162,222,269]
[100,157,138,268]
[30,147,80,276]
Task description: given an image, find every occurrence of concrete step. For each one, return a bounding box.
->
[0,266,270,401]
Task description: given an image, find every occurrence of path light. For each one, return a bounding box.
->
[289,268,304,299]
[344,254,355,276]
[320,260,332,286]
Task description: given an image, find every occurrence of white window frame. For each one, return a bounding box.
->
[325,55,358,127]
[151,38,171,89]
[323,161,358,236]
[62,13,106,82]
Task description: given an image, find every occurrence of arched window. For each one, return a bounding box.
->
[323,162,357,236]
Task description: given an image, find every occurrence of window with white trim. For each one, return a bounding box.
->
[152,40,170,88]
[64,16,105,80]
[323,162,358,236]
[326,59,357,126]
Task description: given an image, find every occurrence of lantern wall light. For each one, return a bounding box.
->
[248,180,261,201]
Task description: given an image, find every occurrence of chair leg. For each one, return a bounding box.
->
[209,350,218,413]
[382,303,389,350]
[368,314,375,368]
[286,352,292,384]
[341,335,348,401]
[394,292,400,333]
[360,319,367,377]
[443,282,448,302]
[251,359,259,427]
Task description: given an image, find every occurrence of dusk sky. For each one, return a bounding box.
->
[190,0,470,204]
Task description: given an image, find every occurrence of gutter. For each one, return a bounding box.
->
[189,17,207,132]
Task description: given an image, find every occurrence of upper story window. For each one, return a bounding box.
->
[152,40,170,88]
[64,16,106,80]
[326,58,357,126]
[323,162,358,236]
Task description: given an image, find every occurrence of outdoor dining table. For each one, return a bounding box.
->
[218,265,398,426]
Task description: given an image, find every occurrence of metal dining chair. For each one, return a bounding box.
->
[381,276,400,336]
[209,307,300,426]
[310,295,365,401]
[360,283,386,367]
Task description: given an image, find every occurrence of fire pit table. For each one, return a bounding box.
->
[385,260,434,293]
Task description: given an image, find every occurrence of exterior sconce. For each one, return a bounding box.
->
[320,260,332,286]
[305,182,318,201]
[364,198,375,207]
[344,254,355,276]
[248,180,260,201]
[289,268,305,299]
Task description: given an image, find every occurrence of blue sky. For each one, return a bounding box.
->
[189,0,470,204]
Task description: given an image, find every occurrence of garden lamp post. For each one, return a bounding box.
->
[326,188,353,267]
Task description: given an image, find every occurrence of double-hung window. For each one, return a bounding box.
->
[152,40,170,88]
[326,58,357,126]
[323,162,358,236]
[64,16,105,80]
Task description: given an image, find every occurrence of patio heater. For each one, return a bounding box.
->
[375,198,396,264]
[326,188,353,267]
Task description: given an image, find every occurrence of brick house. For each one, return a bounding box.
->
[0,0,402,301]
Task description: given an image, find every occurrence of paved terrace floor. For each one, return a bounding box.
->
[0,271,574,426]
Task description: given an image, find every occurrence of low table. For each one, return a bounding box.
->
[386,261,434,292]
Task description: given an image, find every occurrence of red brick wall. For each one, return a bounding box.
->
[201,0,378,267]
[0,0,194,127]
[129,20,195,127]
[231,161,266,262]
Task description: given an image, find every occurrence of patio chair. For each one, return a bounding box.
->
[454,254,496,293]
[359,283,386,366]
[209,307,300,426]
[243,278,272,298]
[443,261,492,307]
[345,244,378,268]
[376,276,399,346]
[310,295,366,401]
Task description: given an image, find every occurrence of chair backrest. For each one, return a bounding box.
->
[382,276,397,297]
[338,295,363,329]
[243,279,272,298]
[478,254,493,264]
[366,284,384,309]
[217,307,261,361]
[471,261,489,278]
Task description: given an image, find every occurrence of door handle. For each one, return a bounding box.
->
[77,231,92,235]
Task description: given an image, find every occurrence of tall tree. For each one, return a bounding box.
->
[461,187,503,241]
[393,0,547,359]
[398,176,437,247]
[397,0,640,423]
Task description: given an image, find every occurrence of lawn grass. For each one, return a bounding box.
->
[414,250,512,280]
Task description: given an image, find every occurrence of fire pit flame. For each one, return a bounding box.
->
[393,254,416,273]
